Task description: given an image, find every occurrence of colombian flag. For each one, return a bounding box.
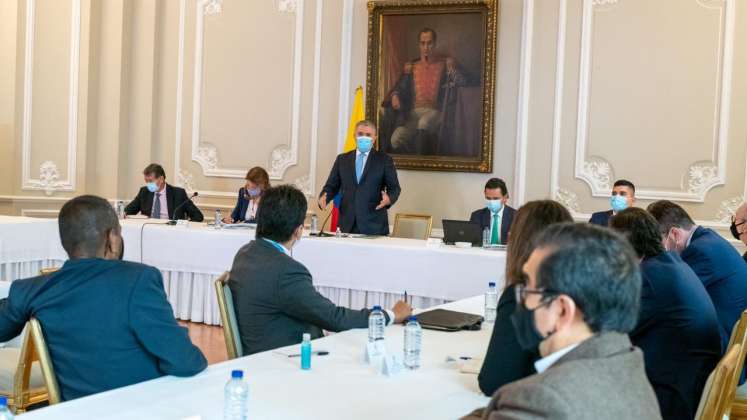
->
[329,86,364,232]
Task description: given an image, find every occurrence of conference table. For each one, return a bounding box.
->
[0,216,507,325]
[20,295,491,419]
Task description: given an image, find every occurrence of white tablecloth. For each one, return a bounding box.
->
[0,216,507,325]
[20,296,491,420]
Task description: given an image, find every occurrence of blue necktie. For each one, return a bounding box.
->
[356,153,367,183]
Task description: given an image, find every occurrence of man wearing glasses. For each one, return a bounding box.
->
[463,223,661,420]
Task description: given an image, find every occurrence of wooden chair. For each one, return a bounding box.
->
[38,268,59,276]
[728,310,747,419]
[696,343,742,420]
[214,272,243,359]
[392,213,433,240]
[0,318,59,413]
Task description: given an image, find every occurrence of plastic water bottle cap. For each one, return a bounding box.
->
[231,370,243,379]
[302,333,311,341]
[0,396,6,407]
[488,282,496,287]
[373,305,382,311]
[408,316,417,322]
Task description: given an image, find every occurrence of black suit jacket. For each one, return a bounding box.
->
[124,184,204,222]
[589,210,613,226]
[468,206,516,245]
[320,150,401,235]
[631,252,722,420]
[229,239,380,355]
[0,258,207,401]
[478,284,539,396]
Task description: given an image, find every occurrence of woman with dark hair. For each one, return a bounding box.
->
[225,167,271,224]
[477,200,573,396]
[610,207,721,420]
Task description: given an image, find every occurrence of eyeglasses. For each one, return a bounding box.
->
[732,216,745,227]
[515,283,559,305]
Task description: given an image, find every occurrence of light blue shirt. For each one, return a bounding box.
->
[534,343,580,373]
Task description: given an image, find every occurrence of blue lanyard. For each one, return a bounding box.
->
[263,238,286,254]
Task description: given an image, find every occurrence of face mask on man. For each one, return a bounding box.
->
[356,136,373,154]
[731,220,744,240]
[610,195,628,213]
[510,299,556,352]
[146,182,158,193]
[486,199,503,213]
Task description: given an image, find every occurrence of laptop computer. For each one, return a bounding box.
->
[442,219,482,246]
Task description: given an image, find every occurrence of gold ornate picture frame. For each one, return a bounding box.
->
[366,0,498,172]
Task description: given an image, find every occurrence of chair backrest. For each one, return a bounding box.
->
[214,272,243,359]
[28,318,60,405]
[392,213,433,240]
[38,268,59,276]
[695,343,742,420]
[727,310,747,387]
[11,323,47,413]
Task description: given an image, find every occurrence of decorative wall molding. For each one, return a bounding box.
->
[293,174,312,196]
[579,157,612,193]
[187,0,304,179]
[555,188,580,213]
[715,196,745,223]
[512,0,534,206]
[175,0,320,197]
[553,0,736,203]
[336,0,354,153]
[177,170,196,194]
[21,0,81,195]
[202,0,222,15]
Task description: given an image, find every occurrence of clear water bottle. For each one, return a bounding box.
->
[215,209,223,229]
[310,215,318,235]
[0,396,14,420]
[482,227,491,247]
[484,282,498,322]
[368,305,386,343]
[335,227,342,237]
[224,370,249,420]
[403,316,422,370]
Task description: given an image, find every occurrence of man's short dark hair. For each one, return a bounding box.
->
[58,195,120,259]
[418,27,437,43]
[256,185,308,243]
[613,179,635,193]
[533,223,641,334]
[646,200,695,234]
[484,178,508,196]
[143,163,166,179]
[609,208,665,259]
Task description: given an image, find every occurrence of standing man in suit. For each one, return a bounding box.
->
[648,200,747,351]
[610,208,721,420]
[732,202,747,262]
[589,179,636,226]
[462,223,661,420]
[230,185,412,355]
[125,163,204,222]
[319,120,401,235]
[0,195,206,401]
[469,178,515,245]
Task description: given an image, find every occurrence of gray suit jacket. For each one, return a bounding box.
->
[465,332,661,420]
[229,239,375,355]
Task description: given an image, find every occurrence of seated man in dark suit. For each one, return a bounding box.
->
[610,208,721,420]
[648,200,747,351]
[469,178,515,245]
[229,185,412,355]
[589,179,636,226]
[732,202,747,262]
[125,163,204,221]
[463,223,661,420]
[0,195,207,401]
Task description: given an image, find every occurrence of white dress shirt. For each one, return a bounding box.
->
[152,187,169,219]
[244,199,259,221]
[533,343,580,373]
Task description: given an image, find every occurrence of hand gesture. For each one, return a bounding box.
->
[392,300,413,324]
[318,192,328,210]
[375,191,391,210]
[391,94,401,110]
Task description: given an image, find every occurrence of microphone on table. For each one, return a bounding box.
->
[167,192,199,225]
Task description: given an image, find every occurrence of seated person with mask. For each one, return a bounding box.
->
[732,202,747,262]
[125,163,204,221]
[589,179,636,226]
[469,178,516,245]
[224,166,270,224]
[229,185,412,355]
[0,195,207,401]
[648,200,747,352]
[463,223,661,420]
[610,208,721,420]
